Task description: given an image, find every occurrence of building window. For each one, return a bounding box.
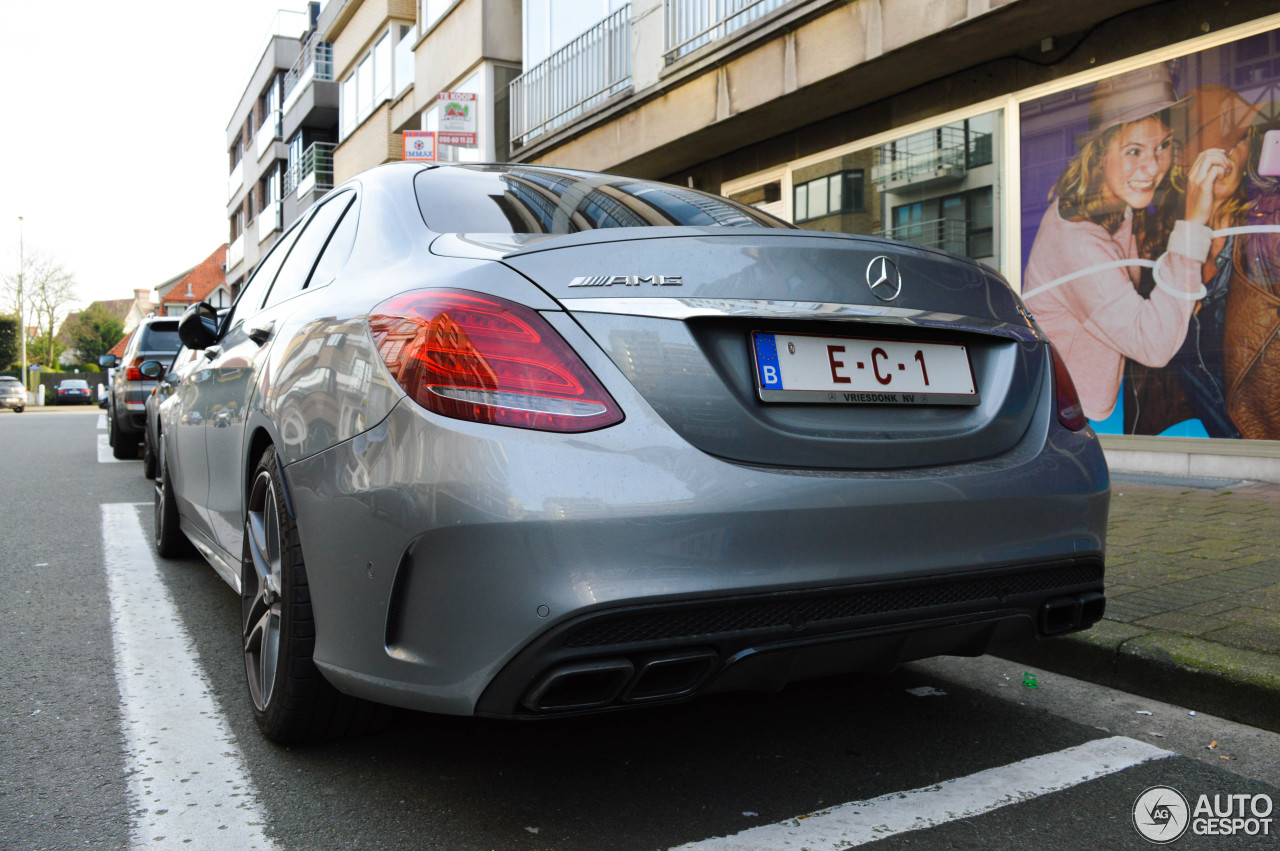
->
[423,70,482,163]
[793,171,865,222]
[339,26,409,140]
[890,187,993,261]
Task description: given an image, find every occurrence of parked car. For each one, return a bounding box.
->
[0,376,25,412]
[155,162,1109,743]
[101,315,182,459]
[55,378,93,405]
[139,347,201,479]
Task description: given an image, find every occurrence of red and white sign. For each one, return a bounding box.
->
[403,130,436,162]
[437,91,477,147]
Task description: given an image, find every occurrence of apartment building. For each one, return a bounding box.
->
[500,0,1280,471]
[319,0,521,181]
[226,4,341,291]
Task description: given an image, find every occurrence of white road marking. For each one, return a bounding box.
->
[102,503,276,849]
[671,736,1172,850]
[97,413,106,430]
[97,433,125,463]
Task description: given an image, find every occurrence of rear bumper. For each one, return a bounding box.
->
[476,557,1104,717]
[285,380,1109,716]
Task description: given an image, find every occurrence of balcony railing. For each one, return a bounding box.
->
[258,200,282,242]
[256,111,281,159]
[872,125,968,189]
[228,234,245,270]
[282,34,334,114]
[228,159,244,201]
[510,5,631,147]
[664,0,789,64]
[877,217,969,256]
[284,142,336,198]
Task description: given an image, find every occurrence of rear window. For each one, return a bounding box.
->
[139,322,181,353]
[61,380,89,389]
[0,378,20,388]
[414,165,789,234]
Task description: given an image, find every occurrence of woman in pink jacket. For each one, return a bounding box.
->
[1024,65,1227,422]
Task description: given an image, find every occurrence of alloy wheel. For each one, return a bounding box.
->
[243,470,284,712]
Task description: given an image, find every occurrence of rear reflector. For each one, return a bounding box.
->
[1049,343,1087,431]
[369,289,623,433]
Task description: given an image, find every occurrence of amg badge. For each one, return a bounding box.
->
[568,275,684,288]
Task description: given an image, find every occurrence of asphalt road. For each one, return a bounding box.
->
[1,407,1277,850]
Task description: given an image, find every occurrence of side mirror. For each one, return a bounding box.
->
[139,360,165,379]
[178,302,220,350]
[99,354,118,369]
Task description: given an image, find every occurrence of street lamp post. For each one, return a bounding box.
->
[17,216,27,395]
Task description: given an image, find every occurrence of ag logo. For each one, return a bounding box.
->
[1133,785,1189,843]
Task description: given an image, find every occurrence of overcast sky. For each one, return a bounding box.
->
[0,1,315,313]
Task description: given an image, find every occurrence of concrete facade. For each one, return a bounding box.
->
[504,0,1280,477]
[226,4,342,289]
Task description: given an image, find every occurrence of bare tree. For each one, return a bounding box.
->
[3,250,78,367]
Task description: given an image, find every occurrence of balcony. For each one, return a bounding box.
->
[282,35,334,116]
[285,142,336,199]
[510,6,631,148]
[877,217,969,256]
[228,159,244,201]
[872,126,969,191]
[258,200,282,242]
[228,234,245,270]
[256,111,281,160]
[664,0,789,64]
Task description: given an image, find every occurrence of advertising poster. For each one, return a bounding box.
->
[438,91,477,147]
[1020,29,1280,440]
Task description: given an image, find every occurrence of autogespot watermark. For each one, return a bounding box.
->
[1133,785,1274,843]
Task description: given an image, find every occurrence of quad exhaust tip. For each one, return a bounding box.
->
[1040,591,1106,636]
[522,650,717,713]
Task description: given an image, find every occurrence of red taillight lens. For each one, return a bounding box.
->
[1049,343,1087,431]
[125,357,144,381]
[369,290,624,433]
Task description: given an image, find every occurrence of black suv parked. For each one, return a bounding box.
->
[101,316,182,459]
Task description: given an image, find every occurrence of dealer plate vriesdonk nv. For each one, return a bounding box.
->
[751,331,979,406]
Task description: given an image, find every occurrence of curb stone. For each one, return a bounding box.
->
[994,627,1280,732]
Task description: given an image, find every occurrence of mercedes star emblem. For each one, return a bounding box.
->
[865,255,903,302]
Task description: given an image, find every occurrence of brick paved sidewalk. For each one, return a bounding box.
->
[1107,477,1280,657]
[997,474,1280,732]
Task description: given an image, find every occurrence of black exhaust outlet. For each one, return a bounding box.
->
[521,660,634,712]
[1077,591,1106,626]
[623,650,717,703]
[1040,596,1081,635]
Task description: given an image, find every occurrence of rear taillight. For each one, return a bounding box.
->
[125,357,144,381]
[369,289,624,433]
[1049,343,1087,431]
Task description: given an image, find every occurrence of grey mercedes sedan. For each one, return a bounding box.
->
[155,162,1108,742]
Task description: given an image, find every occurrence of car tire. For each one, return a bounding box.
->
[111,410,137,460]
[154,433,192,558]
[13,406,22,413]
[242,446,387,743]
[142,431,157,479]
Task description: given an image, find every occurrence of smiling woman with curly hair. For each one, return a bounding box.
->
[1024,65,1226,422]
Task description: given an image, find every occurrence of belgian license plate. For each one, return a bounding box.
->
[751,331,978,405]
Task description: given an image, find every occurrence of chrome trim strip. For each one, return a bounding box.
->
[560,297,1041,341]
